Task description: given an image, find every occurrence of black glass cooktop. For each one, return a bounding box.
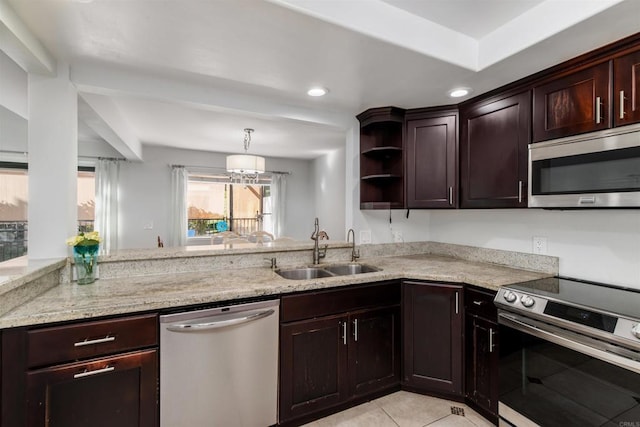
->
[507,277,640,321]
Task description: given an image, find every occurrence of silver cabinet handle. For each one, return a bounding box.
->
[166,309,274,332]
[518,180,523,203]
[353,318,358,342]
[473,300,484,306]
[74,336,115,347]
[596,96,602,124]
[73,366,114,379]
[620,90,626,120]
[448,187,453,206]
[489,327,495,353]
[455,291,459,315]
[342,321,347,345]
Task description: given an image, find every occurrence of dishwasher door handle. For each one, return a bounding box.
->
[166,309,275,332]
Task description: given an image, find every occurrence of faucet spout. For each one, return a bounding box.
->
[311,217,329,264]
[347,228,360,262]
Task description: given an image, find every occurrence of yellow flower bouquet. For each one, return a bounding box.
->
[66,231,102,284]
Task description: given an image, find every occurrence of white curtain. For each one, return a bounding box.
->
[270,173,287,238]
[95,159,120,254]
[168,166,188,247]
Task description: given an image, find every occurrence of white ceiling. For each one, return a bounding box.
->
[3,0,640,160]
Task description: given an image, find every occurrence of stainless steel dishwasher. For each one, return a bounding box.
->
[160,299,279,427]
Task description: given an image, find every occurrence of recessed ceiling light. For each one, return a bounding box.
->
[307,87,328,97]
[449,88,471,98]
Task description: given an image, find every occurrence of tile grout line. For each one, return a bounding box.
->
[424,413,454,426]
[379,406,401,427]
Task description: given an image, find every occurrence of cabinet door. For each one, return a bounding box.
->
[403,281,463,396]
[406,115,457,208]
[25,349,158,427]
[279,314,349,422]
[533,62,611,142]
[614,49,640,126]
[348,306,401,397]
[460,91,530,208]
[465,316,498,422]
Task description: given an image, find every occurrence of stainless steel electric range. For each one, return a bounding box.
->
[495,276,640,427]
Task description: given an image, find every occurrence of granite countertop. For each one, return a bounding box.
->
[0,253,551,329]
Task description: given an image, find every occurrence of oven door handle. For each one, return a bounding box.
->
[498,312,640,375]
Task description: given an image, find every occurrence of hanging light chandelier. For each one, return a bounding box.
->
[226,128,265,184]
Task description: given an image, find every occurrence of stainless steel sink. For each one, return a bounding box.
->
[275,263,381,280]
[323,263,380,275]
[275,267,335,280]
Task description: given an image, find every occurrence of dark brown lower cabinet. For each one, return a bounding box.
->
[465,286,499,424]
[402,281,463,398]
[279,281,401,425]
[26,349,158,427]
[1,313,159,427]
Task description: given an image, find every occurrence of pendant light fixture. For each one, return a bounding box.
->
[226,128,265,184]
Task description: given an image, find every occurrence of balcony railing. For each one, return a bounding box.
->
[0,221,28,262]
[0,220,96,263]
[187,217,261,237]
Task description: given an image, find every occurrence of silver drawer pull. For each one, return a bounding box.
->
[473,300,484,306]
[73,366,114,379]
[489,328,495,353]
[74,336,116,347]
[579,196,596,205]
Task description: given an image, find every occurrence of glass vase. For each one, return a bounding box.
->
[73,244,99,285]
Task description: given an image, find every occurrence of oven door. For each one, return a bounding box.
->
[498,311,640,427]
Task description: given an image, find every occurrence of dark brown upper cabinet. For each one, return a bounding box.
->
[460,91,530,208]
[614,48,640,126]
[533,62,611,142]
[357,107,406,210]
[405,109,458,208]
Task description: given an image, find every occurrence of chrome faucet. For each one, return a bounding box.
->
[310,217,329,264]
[347,228,360,262]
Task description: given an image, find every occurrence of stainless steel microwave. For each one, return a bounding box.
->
[528,124,640,208]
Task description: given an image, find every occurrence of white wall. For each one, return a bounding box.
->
[429,209,640,289]
[0,50,27,119]
[345,124,640,289]
[117,145,315,249]
[313,147,346,240]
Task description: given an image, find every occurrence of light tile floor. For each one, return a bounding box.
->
[302,391,496,427]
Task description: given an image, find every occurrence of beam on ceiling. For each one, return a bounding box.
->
[0,0,55,74]
[78,94,143,162]
[71,63,353,131]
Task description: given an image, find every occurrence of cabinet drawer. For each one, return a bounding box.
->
[281,281,400,323]
[26,314,158,368]
[465,287,497,320]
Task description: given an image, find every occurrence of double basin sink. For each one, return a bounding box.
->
[276,263,380,280]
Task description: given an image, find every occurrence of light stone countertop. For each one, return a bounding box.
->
[0,253,552,329]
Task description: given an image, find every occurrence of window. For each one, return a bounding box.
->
[0,163,28,261]
[77,167,95,233]
[0,163,96,262]
[186,174,271,238]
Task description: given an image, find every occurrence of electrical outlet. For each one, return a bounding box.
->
[392,230,403,243]
[360,230,371,244]
[533,236,547,254]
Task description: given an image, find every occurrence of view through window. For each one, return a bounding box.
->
[187,174,271,238]
[0,163,96,262]
[0,164,28,261]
